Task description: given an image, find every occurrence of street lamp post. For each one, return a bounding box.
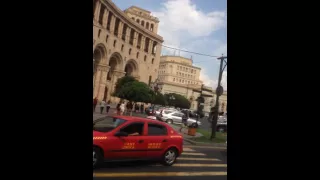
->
[211,55,227,140]
[93,59,95,97]
[150,78,162,114]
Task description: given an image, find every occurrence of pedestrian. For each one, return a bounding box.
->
[93,97,98,112]
[116,101,121,115]
[140,104,144,114]
[106,100,111,114]
[179,111,189,133]
[100,100,106,114]
[120,101,125,115]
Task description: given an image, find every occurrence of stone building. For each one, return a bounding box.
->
[156,56,210,111]
[93,0,164,101]
[157,55,227,113]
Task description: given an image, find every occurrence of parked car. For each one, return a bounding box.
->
[217,121,227,133]
[159,111,202,128]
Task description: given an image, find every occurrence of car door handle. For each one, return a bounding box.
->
[138,140,144,143]
[162,139,168,142]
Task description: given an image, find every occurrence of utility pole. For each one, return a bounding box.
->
[211,55,227,140]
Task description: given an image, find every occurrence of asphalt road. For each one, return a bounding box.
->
[93,145,227,180]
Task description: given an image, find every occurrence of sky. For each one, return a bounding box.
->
[112,0,227,90]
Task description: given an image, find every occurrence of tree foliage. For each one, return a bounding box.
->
[113,76,155,103]
[152,92,167,106]
[164,93,190,109]
[114,75,136,95]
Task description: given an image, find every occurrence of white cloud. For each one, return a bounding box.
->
[200,70,227,90]
[152,0,227,90]
[152,0,226,47]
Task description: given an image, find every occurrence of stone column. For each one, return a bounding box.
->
[110,16,116,33]
[141,36,146,51]
[102,9,109,28]
[133,32,138,47]
[93,70,102,98]
[118,22,123,39]
[148,40,153,54]
[126,28,131,43]
[94,1,101,21]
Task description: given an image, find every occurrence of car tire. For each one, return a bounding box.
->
[161,148,178,166]
[166,119,173,124]
[93,146,103,169]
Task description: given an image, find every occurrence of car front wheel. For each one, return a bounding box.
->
[161,148,177,166]
[93,147,103,169]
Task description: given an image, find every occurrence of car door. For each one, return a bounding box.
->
[107,122,148,160]
[145,123,169,158]
[171,112,183,124]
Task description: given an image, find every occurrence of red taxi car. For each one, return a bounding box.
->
[93,116,183,168]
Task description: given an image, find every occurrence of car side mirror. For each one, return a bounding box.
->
[114,131,128,137]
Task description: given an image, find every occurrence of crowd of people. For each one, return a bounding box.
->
[93,97,147,115]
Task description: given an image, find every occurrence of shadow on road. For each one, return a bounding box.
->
[98,160,158,169]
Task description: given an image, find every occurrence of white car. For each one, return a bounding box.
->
[159,111,201,127]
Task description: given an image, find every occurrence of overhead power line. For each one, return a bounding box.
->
[93,24,223,58]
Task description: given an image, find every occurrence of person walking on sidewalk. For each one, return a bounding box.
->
[100,100,106,114]
[106,100,111,114]
[93,97,98,112]
[120,101,125,115]
[180,111,189,133]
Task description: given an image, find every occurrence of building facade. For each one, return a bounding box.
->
[93,0,164,101]
[157,55,227,113]
[157,56,210,111]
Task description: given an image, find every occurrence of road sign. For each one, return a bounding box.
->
[216,86,224,96]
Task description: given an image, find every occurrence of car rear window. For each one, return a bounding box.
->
[147,123,167,135]
[163,110,173,114]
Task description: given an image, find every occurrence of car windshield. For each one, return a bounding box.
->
[93,117,127,132]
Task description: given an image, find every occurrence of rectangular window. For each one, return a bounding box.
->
[148,123,167,135]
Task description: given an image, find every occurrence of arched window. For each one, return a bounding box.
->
[136,19,140,23]
[141,20,145,27]
[144,55,147,62]
[132,17,135,20]
[152,58,154,64]
[150,24,154,31]
[146,22,149,29]
[98,29,101,37]
[136,52,139,58]
[129,48,131,55]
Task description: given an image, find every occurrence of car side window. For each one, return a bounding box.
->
[148,123,167,136]
[120,122,144,136]
[172,113,182,117]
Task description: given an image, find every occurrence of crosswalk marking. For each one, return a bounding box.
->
[93,172,227,177]
[184,145,227,150]
[178,157,221,161]
[154,163,227,167]
[183,147,196,152]
[181,152,206,156]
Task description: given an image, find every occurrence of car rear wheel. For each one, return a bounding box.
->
[166,119,173,124]
[93,147,103,169]
[161,148,177,166]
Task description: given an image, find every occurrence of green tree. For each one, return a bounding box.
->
[113,80,155,103]
[152,92,167,106]
[164,93,190,109]
[113,75,136,95]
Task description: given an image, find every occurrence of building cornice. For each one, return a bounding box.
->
[160,61,201,70]
[102,0,164,43]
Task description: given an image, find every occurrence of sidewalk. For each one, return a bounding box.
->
[93,104,147,120]
[169,124,203,138]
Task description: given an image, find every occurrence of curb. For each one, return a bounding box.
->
[183,138,227,147]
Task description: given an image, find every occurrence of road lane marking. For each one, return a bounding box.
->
[93,171,227,177]
[181,152,206,156]
[154,163,227,167]
[177,157,221,161]
[184,145,227,150]
[183,147,196,152]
